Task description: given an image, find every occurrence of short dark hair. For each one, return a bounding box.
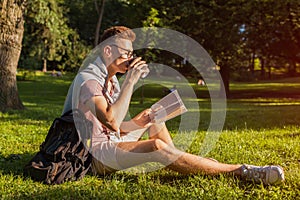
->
[100,26,136,43]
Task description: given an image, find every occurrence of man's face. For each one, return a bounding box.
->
[110,39,133,73]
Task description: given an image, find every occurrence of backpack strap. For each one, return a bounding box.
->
[61,109,73,117]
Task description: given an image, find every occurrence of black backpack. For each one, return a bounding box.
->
[24,109,93,184]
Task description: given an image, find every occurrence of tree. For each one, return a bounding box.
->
[94,0,106,46]
[64,0,141,46]
[21,0,90,72]
[126,0,300,93]
[0,0,26,111]
[145,0,245,96]
[242,0,300,78]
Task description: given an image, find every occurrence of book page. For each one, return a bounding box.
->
[150,90,187,123]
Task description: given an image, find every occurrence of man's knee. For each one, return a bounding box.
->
[149,123,167,135]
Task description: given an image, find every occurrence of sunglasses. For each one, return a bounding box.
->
[110,44,134,59]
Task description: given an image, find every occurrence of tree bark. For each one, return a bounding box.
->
[0,0,26,111]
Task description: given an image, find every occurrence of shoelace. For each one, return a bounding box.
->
[242,165,267,182]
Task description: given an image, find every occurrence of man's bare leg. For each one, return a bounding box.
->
[145,123,242,174]
[148,123,174,147]
[115,123,284,185]
[166,152,242,175]
[117,138,241,175]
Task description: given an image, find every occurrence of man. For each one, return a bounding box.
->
[62,26,284,185]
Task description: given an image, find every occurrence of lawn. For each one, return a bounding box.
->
[0,73,299,199]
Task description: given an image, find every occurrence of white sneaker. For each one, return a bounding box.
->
[241,164,284,185]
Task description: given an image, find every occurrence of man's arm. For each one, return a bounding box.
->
[84,79,134,132]
[85,61,149,132]
[120,109,152,133]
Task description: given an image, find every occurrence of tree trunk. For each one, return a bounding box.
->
[42,58,47,72]
[250,49,255,75]
[267,61,272,79]
[0,0,26,111]
[94,0,105,47]
[288,60,296,76]
[260,57,265,79]
[219,62,230,98]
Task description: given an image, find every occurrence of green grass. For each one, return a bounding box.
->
[0,73,300,199]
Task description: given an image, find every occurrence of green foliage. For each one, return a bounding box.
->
[125,0,299,83]
[142,8,163,27]
[20,0,91,71]
[243,0,300,74]
[63,0,98,45]
[19,0,299,77]
[0,75,300,199]
[63,0,142,46]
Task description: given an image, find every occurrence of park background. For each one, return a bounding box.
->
[0,0,300,199]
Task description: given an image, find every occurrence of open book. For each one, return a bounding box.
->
[150,90,188,123]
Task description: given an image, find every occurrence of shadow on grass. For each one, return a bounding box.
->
[1,152,277,200]
[0,152,34,176]
[2,75,298,199]
[1,105,63,124]
[16,77,71,121]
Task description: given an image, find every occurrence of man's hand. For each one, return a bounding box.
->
[125,57,149,84]
[120,109,153,133]
[131,108,153,128]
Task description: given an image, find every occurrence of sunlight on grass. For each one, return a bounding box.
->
[0,74,299,199]
[254,102,300,106]
[22,102,38,106]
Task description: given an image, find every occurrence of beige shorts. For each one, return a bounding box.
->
[91,128,147,175]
